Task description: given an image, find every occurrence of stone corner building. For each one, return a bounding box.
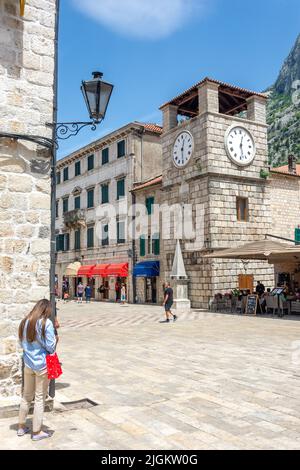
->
[0,0,56,401]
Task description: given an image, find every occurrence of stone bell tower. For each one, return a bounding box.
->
[0,0,56,404]
[159,77,273,308]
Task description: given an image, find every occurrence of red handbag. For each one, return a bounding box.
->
[46,353,62,380]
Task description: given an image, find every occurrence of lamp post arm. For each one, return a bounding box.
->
[46,120,100,142]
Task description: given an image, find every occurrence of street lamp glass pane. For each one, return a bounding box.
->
[99,81,113,118]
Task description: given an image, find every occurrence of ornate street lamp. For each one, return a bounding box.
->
[47,71,114,143]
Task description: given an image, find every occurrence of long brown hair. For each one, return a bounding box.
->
[19,299,52,343]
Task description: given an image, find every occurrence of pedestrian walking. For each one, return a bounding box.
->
[120,283,127,305]
[18,299,58,441]
[77,282,84,304]
[162,282,177,323]
[85,284,92,303]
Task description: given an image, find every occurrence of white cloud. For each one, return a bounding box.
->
[73,0,204,40]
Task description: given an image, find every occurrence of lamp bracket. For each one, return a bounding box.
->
[46,121,100,142]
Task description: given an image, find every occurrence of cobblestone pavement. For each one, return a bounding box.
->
[1,301,300,450]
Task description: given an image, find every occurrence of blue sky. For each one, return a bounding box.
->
[57,0,300,158]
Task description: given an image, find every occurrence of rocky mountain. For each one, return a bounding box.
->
[267,34,300,166]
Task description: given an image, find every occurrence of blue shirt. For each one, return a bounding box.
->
[21,319,56,371]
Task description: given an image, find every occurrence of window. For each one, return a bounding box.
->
[74,195,81,210]
[152,233,160,255]
[56,234,64,252]
[102,224,109,247]
[87,227,94,248]
[74,230,81,250]
[63,167,69,182]
[56,172,61,185]
[236,197,249,222]
[102,148,109,165]
[63,197,69,214]
[75,161,81,177]
[117,221,126,244]
[88,154,94,171]
[87,188,94,209]
[56,234,69,252]
[55,201,59,218]
[117,178,125,200]
[64,233,70,252]
[140,235,146,257]
[101,184,109,204]
[146,197,155,215]
[117,140,126,158]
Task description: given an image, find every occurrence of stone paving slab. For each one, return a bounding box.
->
[1,302,300,450]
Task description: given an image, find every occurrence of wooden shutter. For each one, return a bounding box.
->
[146,197,154,215]
[140,236,146,257]
[238,274,253,291]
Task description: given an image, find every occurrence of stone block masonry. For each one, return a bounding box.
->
[0,0,56,401]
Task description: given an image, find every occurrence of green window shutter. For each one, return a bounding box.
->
[102,148,109,165]
[75,230,81,250]
[117,140,126,158]
[74,196,81,209]
[75,161,81,176]
[152,234,160,255]
[117,179,125,200]
[87,189,94,208]
[56,172,61,185]
[295,228,300,245]
[57,234,64,252]
[63,167,69,181]
[140,235,146,257]
[146,197,155,215]
[56,201,59,218]
[102,185,109,204]
[63,198,69,213]
[87,227,94,248]
[88,154,94,171]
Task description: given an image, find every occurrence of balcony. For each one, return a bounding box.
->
[63,209,86,228]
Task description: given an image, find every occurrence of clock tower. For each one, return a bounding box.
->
[159,78,273,308]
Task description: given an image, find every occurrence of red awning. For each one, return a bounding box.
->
[106,263,128,277]
[77,265,96,278]
[93,264,110,277]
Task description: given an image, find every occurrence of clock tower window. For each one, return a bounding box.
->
[236,197,249,222]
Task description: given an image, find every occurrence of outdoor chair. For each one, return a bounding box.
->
[291,301,300,315]
[266,295,278,316]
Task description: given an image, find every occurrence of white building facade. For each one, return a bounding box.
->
[55,122,162,303]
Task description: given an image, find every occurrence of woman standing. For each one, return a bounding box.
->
[120,283,127,306]
[18,299,57,441]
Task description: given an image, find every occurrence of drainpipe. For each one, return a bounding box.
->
[49,0,60,399]
[132,190,137,304]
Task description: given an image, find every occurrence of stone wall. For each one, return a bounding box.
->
[269,173,300,241]
[0,0,56,401]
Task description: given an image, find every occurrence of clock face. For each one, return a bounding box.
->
[225,126,256,166]
[173,131,194,168]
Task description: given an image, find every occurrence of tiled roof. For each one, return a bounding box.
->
[271,164,300,177]
[160,77,267,109]
[134,122,163,134]
[132,175,162,192]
